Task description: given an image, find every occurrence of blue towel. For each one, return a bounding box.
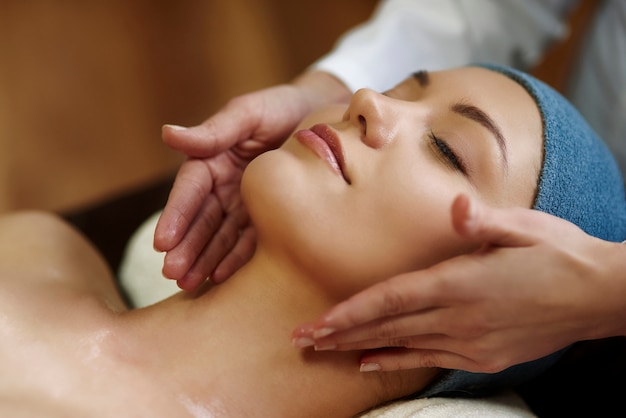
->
[484,63,626,243]
[419,63,626,399]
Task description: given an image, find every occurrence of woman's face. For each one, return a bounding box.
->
[243,67,543,299]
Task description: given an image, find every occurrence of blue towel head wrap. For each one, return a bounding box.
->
[483,63,626,243]
[418,63,626,399]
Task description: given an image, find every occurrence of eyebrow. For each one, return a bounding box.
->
[412,70,430,87]
[451,102,508,169]
[412,69,508,169]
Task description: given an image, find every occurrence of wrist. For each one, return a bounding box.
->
[615,241,626,337]
[291,70,352,112]
[587,239,626,339]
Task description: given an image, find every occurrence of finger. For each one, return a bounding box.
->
[310,309,446,350]
[201,203,249,268]
[211,226,256,283]
[359,347,479,372]
[175,272,206,292]
[309,271,441,337]
[291,323,317,348]
[314,330,486,365]
[162,109,255,158]
[181,206,250,285]
[451,194,539,248]
[160,194,225,281]
[154,159,215,252]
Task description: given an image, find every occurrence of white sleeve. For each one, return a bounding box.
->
[312,0,576,92]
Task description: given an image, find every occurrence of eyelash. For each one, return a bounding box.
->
[428,130,467,174]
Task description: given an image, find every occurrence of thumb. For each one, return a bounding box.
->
[162,104,257,158]
[451,194,539,248]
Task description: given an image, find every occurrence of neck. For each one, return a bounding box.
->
[120,249,434,417]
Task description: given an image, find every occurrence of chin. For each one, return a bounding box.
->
[241,148,313,240]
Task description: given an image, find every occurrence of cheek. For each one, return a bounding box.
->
[305,172,476,298]
[360,176,468,272]
[242,148,327,238]
[242,148,477,301]
[241,147,349,270]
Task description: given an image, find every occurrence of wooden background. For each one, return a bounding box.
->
[0,0,377,212]
[0,0,592,213]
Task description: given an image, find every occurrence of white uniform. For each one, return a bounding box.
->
[313,0,626,176]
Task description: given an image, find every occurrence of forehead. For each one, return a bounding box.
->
[431,67,544,206]
[431,67,540,118]
[393,66,543,140]
[440,66,542,127]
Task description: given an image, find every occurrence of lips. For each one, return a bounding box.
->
[294,124,351,184]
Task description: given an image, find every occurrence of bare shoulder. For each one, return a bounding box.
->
[0,211,134,413]
[0,281,105,414]
[0,212,193,416]
[0,210,128,310]
[0,283,187,417]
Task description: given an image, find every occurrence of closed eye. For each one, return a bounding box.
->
[428,130,467,174]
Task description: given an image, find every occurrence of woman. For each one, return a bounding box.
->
[1,64,624,417]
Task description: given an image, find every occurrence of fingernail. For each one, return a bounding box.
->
[314,343,337,351]
[313,327,335,339]
[292,337,315,348]
[360,363,381,372]
[164,124,187,131]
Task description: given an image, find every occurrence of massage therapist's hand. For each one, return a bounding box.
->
[154,71,352,291]
[293,194,626,373]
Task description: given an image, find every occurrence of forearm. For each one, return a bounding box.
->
[291,70,352,112]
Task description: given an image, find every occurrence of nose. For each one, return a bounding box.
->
[344,88,396,149]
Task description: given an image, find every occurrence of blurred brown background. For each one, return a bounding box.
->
[0,0,594,214]
[0,0,377,212]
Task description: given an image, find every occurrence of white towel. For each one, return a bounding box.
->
[359,392,536,417]
[119,211,179,308]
